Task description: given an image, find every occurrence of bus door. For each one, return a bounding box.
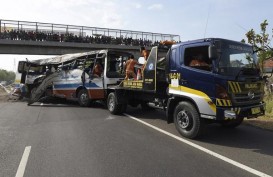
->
[85,56,105,99]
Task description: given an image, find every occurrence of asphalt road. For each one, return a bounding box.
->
[0,100,272,177]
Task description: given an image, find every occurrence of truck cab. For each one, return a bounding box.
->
[167,38,265,138]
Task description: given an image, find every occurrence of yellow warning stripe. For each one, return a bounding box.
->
[233,82,239,93]
[228,81,235,93]
[236,82,241,92]
[228,81,242,93]
[169,84,216,113]
[231,107,241,114]
[216,99,232,106]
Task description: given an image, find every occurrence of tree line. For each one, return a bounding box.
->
[0,69,15,83]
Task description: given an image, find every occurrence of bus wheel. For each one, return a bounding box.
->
[78,89,90,107]
[107,92,124,115]
[174,101,204,139]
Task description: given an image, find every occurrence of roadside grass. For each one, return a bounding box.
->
[244,92,273,131]
[244,116,273,131]
[264,94,273,114]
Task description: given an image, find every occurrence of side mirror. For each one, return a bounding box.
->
[209,46,217,60]
[18,61,26,73]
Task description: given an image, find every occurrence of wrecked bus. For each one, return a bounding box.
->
[17,50,132,106]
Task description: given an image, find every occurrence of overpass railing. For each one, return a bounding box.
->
[0,19,180,46]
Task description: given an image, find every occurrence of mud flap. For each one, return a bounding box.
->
[114,89,128,105]
[166,97,176,123]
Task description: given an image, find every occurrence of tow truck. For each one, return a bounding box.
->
[106,38,266,139]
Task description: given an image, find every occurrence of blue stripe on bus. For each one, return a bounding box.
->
[53,83,100,89]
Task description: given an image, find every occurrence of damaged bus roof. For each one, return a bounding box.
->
[28,50,108,66]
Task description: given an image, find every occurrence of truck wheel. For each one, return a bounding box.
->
[107,92,124,115]
[78,89,90,107]
[174,102,204,139]
[221,117,244,128]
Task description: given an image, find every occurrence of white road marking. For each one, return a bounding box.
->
[15,146,31,177]
[124,113,271,177]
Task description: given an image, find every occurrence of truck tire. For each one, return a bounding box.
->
[221,117,244,128]
[174,101,204,139]
[107,92,125,115]
[78,89,90,107]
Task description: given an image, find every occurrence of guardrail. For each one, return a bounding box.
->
[0,19,180,43]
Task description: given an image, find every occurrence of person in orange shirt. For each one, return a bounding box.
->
[189,54,209,67]
[124,55,138,80]
[140,46,150,61]
[140,47,150,77]
[92,60,103,77]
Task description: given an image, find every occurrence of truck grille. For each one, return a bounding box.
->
[231,92,263,106]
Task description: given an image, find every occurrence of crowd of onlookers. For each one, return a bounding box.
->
[0,29,165,46]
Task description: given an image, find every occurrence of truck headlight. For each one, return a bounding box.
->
[216,84,230,100]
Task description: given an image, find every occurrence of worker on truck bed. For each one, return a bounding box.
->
[140,46,150,77]
[92,60,103,77]
[124,55,138,80]
[140,46,149,61]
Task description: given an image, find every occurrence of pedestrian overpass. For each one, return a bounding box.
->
[0,39,146,57]
[0,19,180,57]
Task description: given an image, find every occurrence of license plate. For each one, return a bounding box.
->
[251,107,261,114]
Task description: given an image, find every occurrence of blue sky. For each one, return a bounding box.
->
[0,0,273,71]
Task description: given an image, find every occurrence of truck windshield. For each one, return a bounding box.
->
[217,41,258,76]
